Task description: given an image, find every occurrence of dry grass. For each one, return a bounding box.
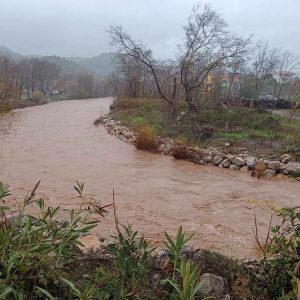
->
[134,123,159,152]
[0,100,12,114]
[251,161,267,178]
[172,145,189,160]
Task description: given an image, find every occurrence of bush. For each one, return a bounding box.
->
[134,123,159,152]
[172,138,191,160]
[0,181,101,299]
[0,100,12,113]
[172,145,189,160]
[253,206,300,299]
[31,91,44,104]
[109,224,155,296]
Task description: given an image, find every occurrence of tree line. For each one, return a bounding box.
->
[0,55,111,109]
[108,4,300,117]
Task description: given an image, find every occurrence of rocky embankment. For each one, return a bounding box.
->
[95,115,300,180]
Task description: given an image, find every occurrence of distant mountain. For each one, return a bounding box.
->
[68,53,116,78]
[0,45,115,78]
[42,56,84,74]
[0,45,22,60]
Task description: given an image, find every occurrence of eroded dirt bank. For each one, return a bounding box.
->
[1,97,299,258]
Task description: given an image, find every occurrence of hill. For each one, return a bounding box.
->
[0,45,22,60]
[68,53,116,78]
[0,45,115,78]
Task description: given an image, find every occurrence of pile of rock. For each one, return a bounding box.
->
[95,115,136,144]
[96,114,300,180]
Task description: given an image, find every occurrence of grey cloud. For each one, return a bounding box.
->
[0,0,299,58]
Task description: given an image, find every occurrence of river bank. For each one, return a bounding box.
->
[1,97,300,298]
[2,97,300,258]
[96,113,300,181]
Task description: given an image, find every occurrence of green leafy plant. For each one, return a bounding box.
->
[0,181,103,299]
[166,260,205,300]
[108,224,155,296]
[254,206,300,299]
[164,226,193,279]
[63,278,97,300]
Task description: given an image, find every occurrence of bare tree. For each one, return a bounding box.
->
[269,50,299,112]
[0,56,17,106]
[249,42,279,105]
[109,25,178,116]
[180,4,251,113]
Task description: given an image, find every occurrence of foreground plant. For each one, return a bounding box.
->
[164,226,193,279]
[108,224,155,297]
[166,260,205,300]
[0,181,107,299]
[254,206,300,299]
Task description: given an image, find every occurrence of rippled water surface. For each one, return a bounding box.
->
[1,97,299,257]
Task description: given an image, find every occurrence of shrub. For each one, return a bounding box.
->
[172,139,191,160]
[172,145,189,160]
[164,226,193,279]
[108,224,155,296]
[0,181,101,299]
[254,206,300,299]
[165,260,204,300]
[134,123,159,152]
[0,100,11,114]
[31,91,44,104]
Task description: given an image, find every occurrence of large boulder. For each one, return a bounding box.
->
[232,157,246,167]
[203,154,213,163]
[199,273,227,298]
[279,162,300,175]
[263,169,277,177]
[247,157,257,170]
[281,154,292,164]
[229,164,241,170]
[226,154,235,162]
[213,155,224,166]
[220,159,231,168]
[240,166,249,173]
[212,150,226,158]
[267,160,281,171]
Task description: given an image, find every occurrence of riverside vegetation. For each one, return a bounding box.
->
[109,98,300,158]
[95,97,300,180]
[1,181,300,299]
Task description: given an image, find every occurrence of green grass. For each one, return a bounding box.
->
[111,97,300,158]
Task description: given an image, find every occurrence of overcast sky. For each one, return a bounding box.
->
[0,0,299,58]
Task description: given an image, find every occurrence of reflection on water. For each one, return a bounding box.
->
[1,97,299,258]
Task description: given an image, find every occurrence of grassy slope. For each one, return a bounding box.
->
[111,97,300,159]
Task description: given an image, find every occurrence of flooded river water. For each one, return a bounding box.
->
[1,97,299,258]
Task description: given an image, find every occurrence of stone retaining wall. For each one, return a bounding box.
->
[95,115,300,181]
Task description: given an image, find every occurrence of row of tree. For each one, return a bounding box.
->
[108,4,299,116]
[0,56,110,106]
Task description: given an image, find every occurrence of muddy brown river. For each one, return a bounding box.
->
[1,97,299,258]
